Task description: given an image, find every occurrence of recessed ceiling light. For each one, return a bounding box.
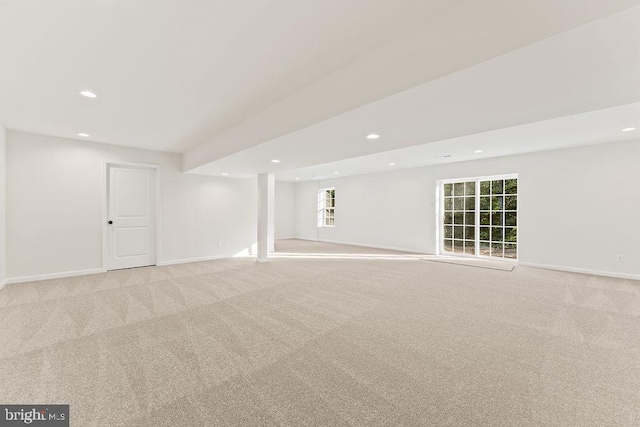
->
[474,150,483,153]
[79,90,97,98]
[622,127,636,132]
[334,171,340,174]
[366,133,381,140]
[389,163,396,166]
[271,159,280,163]
[222,173,229,176]
[295,177,300,180]
[78,133,90,137]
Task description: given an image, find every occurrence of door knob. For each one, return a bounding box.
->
[108,221,113,224]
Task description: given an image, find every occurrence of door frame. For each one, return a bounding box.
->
[101,161,162,272]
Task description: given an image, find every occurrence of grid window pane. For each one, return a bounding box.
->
[505,196,517,210]
[492,180,504,194]
[480,197,490,210]
[479,227,490,241]
[491,212,503,226]
[505,227,517,243]
[444,198,453,210]
[491,243,504,258]
[454,212,464,224]
[444,184,453,197]
[505,212,517,226]
[491,196,503,210]
[480,181,491,195]
[454,240,464,253]
[464,241,476,255]
[454,197,464,210]
[479,242,491,256]
[324,207,335,227]
[465,212,475,225]
[504,244,517,259]
[505,179,517,194]
[444,226,453,238]
[465,226,475,239]
[491,227,503,242]
[480,212,490,225]
[465,182,476,196]
[444,212,453,224]
[465,197,475,210]
[454,183,465,196]
[454,226,464,239]
[444,239,453,252]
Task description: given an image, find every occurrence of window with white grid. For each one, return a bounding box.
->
[318,188,335,227]
[441,176,517,260]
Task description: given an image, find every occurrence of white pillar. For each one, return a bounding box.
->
[268,179,275,253]
[257,173,274,262]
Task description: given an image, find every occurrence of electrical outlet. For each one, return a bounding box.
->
[616,255,624,263]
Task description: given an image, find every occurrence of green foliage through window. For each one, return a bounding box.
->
[442,177,517,259]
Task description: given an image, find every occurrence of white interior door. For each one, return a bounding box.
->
[107,165,157,270]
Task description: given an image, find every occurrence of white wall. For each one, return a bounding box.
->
[0,124,6,285]
[6,131,257,281]
[275,181,296,239]
[295,139,640,279]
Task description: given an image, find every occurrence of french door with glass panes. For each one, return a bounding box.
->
[441,175,518,260]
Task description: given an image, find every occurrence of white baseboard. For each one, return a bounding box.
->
[1,255,255,287]
[5,268,105,285]
[157,253,250,266]
[517,262,640,281]
[290,236,317,242]
[0,255,245,287]
[293,237,425,254]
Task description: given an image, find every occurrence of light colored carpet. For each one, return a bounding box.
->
[421,255,516,271]
[1,239,639,426]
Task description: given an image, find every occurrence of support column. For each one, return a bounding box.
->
[257,173,274,263]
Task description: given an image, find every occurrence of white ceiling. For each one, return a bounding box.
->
[183,0,640,171]
[276,102,640,182]
[0,0,462,152]
[188,6,640,179]
[1,0,639,177]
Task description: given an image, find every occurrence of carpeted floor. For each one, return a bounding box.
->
[1,239,639,426]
